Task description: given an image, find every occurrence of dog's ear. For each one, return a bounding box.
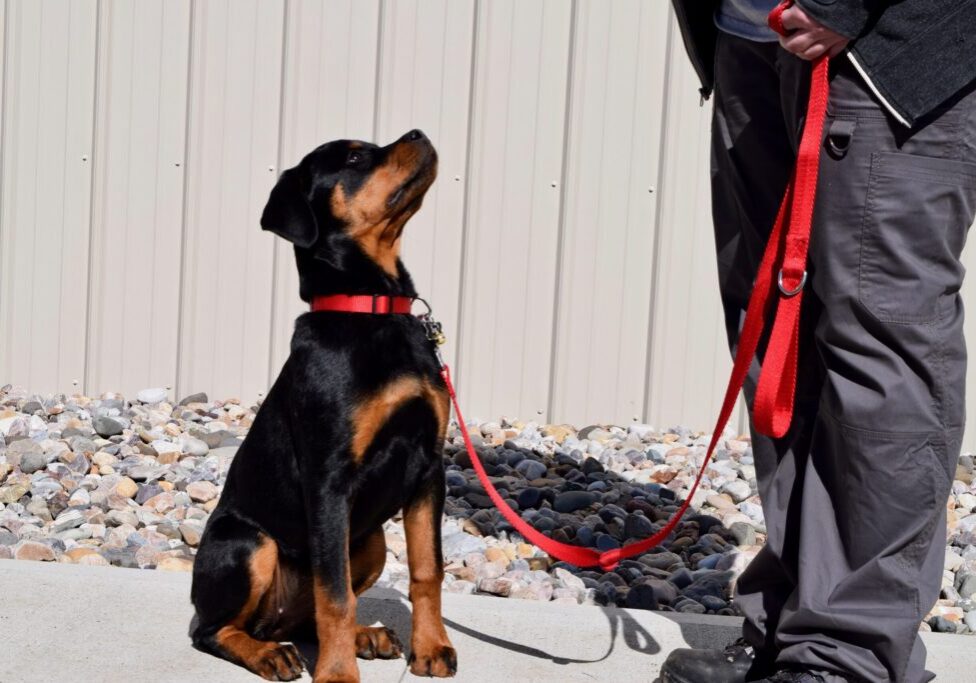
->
[260,167,319,247]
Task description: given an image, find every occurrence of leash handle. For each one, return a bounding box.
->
[754,0,831,437]
[767,0,792,36]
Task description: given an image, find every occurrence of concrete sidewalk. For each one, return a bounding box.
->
[0,561,972,682]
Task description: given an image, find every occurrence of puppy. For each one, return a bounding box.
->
[190,129,456,683]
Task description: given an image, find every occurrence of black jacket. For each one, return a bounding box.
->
[673,0,976,126]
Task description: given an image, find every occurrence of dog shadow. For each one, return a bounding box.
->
[293,591,660,673]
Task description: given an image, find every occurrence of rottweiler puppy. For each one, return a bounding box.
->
[190,129,456,683]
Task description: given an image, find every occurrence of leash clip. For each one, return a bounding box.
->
[415,297,447,347]
[777,269,807,297]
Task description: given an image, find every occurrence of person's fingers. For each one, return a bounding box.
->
[780,29,848,60]
[780,5,818,32]
[780,31,818,56]
[800,42,830,61]
[827,39,850,58]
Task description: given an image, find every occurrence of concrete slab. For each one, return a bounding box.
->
[0,560,972,682]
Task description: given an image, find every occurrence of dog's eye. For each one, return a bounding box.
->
[346,151,363,165]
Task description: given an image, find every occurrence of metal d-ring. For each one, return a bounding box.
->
[777,269,808,297]
[414,296,433,316]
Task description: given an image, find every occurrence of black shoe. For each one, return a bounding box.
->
[659,638,772,683]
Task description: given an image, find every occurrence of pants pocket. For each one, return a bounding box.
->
[857,151,976,324]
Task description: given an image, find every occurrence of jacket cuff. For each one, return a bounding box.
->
[794,0,872,40]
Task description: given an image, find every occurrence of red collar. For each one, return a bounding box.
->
[310,294,415,314]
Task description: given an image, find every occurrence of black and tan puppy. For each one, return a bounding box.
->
[190,129,456,683]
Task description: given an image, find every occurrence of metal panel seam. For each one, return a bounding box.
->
[82,0,105,395]
[372,0,385,141]
[545,0,579,424]
[0,0,8,356]
[267,0,290,389]
[452,0,481,389]
[642,6,676,425]
[174,0,197,401]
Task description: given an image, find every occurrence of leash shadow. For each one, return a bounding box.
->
[438,605,660,665]
[292,593,660,670]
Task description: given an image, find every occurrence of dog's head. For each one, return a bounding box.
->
[261,129,437,277]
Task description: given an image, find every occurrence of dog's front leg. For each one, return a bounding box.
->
[404,476,457,677]
[309,496,359,683]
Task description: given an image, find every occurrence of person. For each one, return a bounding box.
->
[659,1,976,682]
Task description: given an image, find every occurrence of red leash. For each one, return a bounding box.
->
[437,2,828,570]
[312,2,827,570]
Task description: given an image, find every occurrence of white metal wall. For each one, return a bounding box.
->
[2,0,976,449]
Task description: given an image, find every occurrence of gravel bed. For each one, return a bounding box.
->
[1,385,974,635]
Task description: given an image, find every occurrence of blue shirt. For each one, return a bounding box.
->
[715,0,780,42]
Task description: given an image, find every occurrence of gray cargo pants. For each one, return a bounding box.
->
[711,33,976,683]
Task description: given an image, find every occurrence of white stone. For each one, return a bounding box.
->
[136,388,168,404]
[946,548,965,572]
[723,479,752,503]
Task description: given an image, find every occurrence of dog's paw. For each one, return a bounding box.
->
[251,642,305,681]
[408,644,457,678]
[355,625,403,660]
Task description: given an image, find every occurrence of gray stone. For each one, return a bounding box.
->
[19,449,49,474]
[179,392,208,406]
[929,616,958,633]
[105,510,139,527]
[957,572,976,600]
[93,416,126,438]
[624,514,655,539]
[553,491,598,513]
[515,459,547,481]
[729,521,756,547]
[51,509,85,533]
[7,439,43,469]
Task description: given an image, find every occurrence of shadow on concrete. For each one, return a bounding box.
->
[294,591,662,673]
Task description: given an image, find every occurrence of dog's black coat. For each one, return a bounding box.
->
[189,130,456,682]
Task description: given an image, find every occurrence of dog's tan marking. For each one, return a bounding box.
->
[331,141,431,277]
[351,377,445,461]
[312,575,359,682]
[214,536,304,680]
[351,528,387,595]
[404,497,457,677]
[426,383,450,443]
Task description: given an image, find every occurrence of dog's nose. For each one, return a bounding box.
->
[404,129,425,142]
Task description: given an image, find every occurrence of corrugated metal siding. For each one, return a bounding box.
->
[1,0,98,392]
[86,0,191,395]
[457,0,572,421]
[550,0,668,426]
[0,0,974,449]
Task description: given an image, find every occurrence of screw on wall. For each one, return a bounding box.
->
[81,155,89,162]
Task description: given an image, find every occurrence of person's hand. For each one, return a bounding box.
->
[779,5,850,60]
